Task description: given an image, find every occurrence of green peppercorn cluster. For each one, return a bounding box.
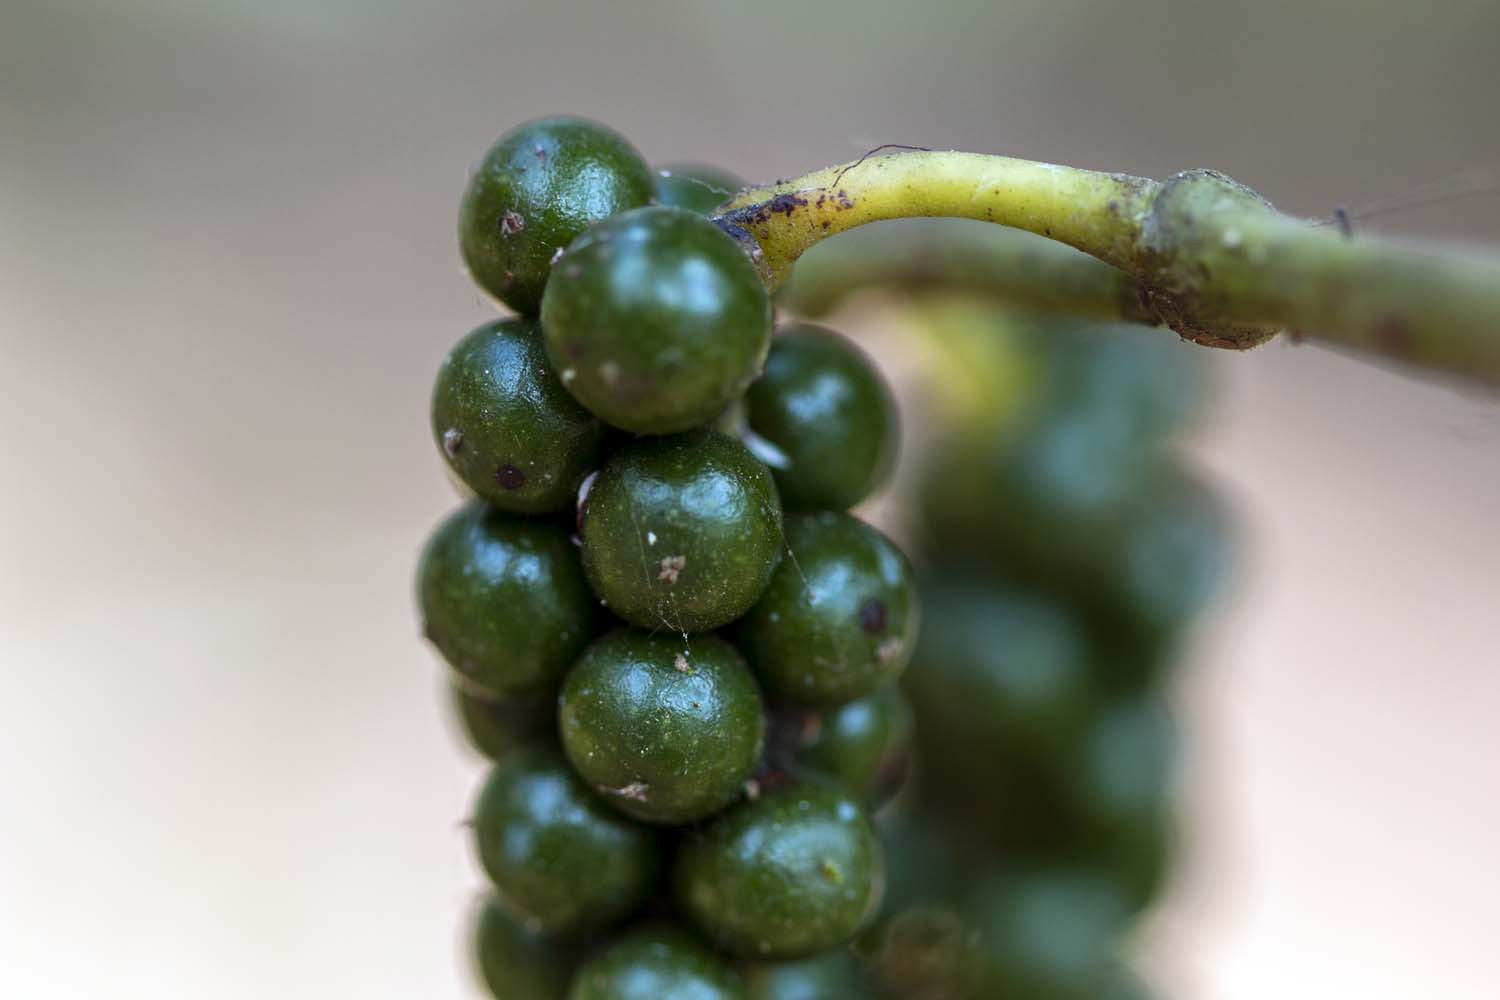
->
[858,299,1231,999]
[422,117,919,998]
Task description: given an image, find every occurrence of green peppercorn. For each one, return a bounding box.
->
[742,950,867,999]
[773,686,913,804]
[459,116,654,315]
[450,681,554,762]
[739,512,917,706]
[655,163,745,215]
[541,206,772,434]
[745,324,899,511]
[473,746,659,936]
[431,318,603,512]
[472,895,574,999]
[559,629,764,824]
[569,926,746,1000]
[579,430,783,632]
[418,503,594,697]
[674,778,884,959]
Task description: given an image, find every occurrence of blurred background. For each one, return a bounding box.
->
[2,0,1498,996]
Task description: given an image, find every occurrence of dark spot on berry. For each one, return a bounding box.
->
[442,428,463,458]
[858,599,888,634]
[496,464,526,490]
[534,144,548,163]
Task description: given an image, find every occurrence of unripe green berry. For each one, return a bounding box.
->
[472,896,574,999]
[655,163,744,215]
[559,629,764,824]
[473,746,658,937]
[418,503,594,697]
[431,318,603,513]
[674,778,884,959]
[450,682,554,762]
[742,950,867,999]
[739,512,917,706]
[745,323,899,511]
[773,685,913,804]
[459,116,654,315]
[579,430,783,633]
[569,926,746,1000]
[541,205,772,434]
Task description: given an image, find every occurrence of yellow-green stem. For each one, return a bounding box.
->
[717,151,1500,387]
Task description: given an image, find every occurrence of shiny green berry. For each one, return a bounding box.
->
[745,324,899,511]
[655,163,744,215]
[541,206,772,434]
[473,746,659,936]
[431,318,603,512]
[773,686,913,804]
[418,503,594,696]
[742,950,867,1000]
[559,629,764,824]
[459,116,654,315]
[579,430,783,632]
[675,779,884,959]
[451,682,554,762]
[569,926,746,1000]
[473,895,574,999]
[739,512,917,706]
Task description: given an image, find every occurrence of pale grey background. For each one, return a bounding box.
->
[3,1,1498,996]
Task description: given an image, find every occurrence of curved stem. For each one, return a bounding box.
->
[717,150,1500,387]
[779,220,1153,324]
